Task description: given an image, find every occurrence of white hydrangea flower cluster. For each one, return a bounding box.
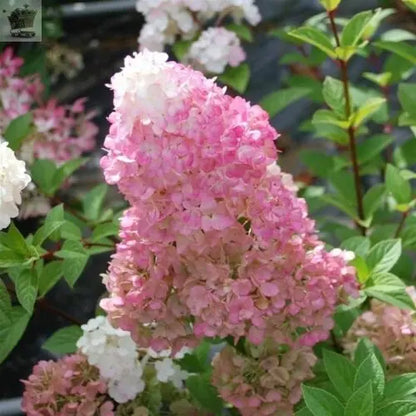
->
[147,347,190,389]
[136,0,260,73]
[184,27,245,73]
[0,140,31,229]
[76,316,145,403]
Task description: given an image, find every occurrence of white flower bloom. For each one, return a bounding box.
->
[154,357,189,387]
[222,0,261,25]
[147,346,191,359]
[107,369,146,403]
[136,0,261,53]
[185,28,245,74]
[0,140,31,229]
[169,365,189,388]
[77,316,145,403]
[154,357,176,382]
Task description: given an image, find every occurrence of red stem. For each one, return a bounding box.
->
[328,10,366,236]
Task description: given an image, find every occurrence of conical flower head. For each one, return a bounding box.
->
[100,50,357,353]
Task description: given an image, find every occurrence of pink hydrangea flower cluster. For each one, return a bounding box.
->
[212,343,317,416]
[0,47,96,164]
[22,354,114,416]
[343,288,416,374]
[100,50,358,353]
[20,98,97,164]
[0,47,42,130]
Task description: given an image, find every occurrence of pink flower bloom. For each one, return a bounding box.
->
[343,287,416,374]
[0,48,97,166]
[21,98,97,164]
[22,354,114,416]
[0,48,42,130]
[100,51,358,352]
[212,343,317,415]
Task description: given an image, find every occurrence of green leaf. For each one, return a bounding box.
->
[363,72,392,88]
[312,123,349,145]
[312,109,349,128]
[55,240,86,259]
[300,150,334,178]
[354,338,386,371]
[4,113,33,151]
[219,63,250,94]
[357,135,392,165]
[91,222,119,243]
[260,87,310,118]
[178,341,210,373]
[226,23,253,42]
[82,184,108,221]
[398,83,416,117]
[404,0,416,12]
[341,10,376,48]
[289,27,337,58]
[341,237,370,258]
[384,374,416,402]
[369,272,406,290]
[354,354,385,401]
[63,257,88,287]
[0,250,27,268]
[319,0,341,11]
[386,164,412,205]
[344,381,373,416]
[376,41,416,65]
[172,40,192,61]
[186,374,223,414]
[31,159,58,195]
[363,184,386,221]
[366,239,401,274]
[85,242,113,255]
[38,261,64,297]
[33,221,65,246]
[352,97,386,128]
[365,286,415,310]
[60,221,82,241]
[376,400,416,416]
[321,194,358,219]
[287,74,324,102]
[330,171,356,203]
[0,281,12,325]
[0,307,31,364]
[381,29,416,42]
[15,269,38,313]
[365,273,414,310]
[4,223,30,255]
[47,204,64,222]
[52,158,87,194]
[334,303,362,336]
[302,385,344,416]
[55,241,89,287]
[296,407,314,416]
[43,325,82,354]
[402,225,416,248]
[335,46,358,62]
[394,139,416,168]
[322,77,346,118]
[323,350,356,401]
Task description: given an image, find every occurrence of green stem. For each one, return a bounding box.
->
[328,10,366,236]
